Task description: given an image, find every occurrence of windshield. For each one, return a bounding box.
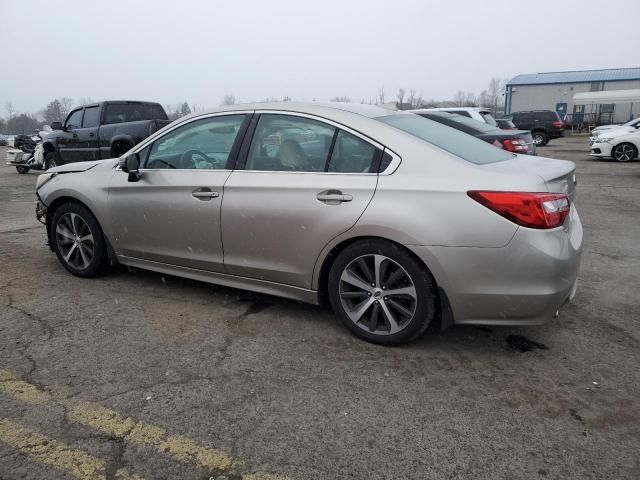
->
[377,114,514,164]
[624,118,640,126]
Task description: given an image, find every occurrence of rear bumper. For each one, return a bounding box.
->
[408,206,583,326]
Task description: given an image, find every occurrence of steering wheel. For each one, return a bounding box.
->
[180,149,210,169]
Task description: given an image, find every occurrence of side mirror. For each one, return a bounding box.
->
[51,121,63,131]
[120,153,141,182]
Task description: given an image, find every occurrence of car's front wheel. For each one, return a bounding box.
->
[612,143,637,162]
[51,203,107,277]
[328,239,437,345]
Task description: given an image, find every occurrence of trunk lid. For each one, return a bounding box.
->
[481,154,577,201]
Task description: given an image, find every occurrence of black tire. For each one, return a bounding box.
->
[328,239,437,345]
[45,152,59,170]
[611,143,637,162]
[51,202,107,278]
[15,165,29,174]
[532,130,548,146]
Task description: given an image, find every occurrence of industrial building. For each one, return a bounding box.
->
[505,68,640,126]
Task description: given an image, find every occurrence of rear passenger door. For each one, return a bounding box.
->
[221,112,382,289]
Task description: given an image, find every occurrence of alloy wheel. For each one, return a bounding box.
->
[613,144,635,162]
[339,254,417,335]
[533,133,544,145]
[55,212,95,270]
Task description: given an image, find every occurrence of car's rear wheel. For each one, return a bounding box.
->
[328,239,437,345]
[612,143,637,162]
[51,203,107,277]
[532,131,548,146]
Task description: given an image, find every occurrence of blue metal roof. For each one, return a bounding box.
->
[508,68,640,86]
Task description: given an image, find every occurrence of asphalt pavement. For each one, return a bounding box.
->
[0,136,639,479]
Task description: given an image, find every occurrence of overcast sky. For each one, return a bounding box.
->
[1,0,638,115]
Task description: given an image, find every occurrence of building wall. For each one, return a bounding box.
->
[507,79,640,124]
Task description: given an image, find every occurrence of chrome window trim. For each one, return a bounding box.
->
[245,110,402,175]
[117,108,402,175]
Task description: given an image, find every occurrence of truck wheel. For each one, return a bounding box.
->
[16,166,29,174]
[532,131,548,146]
[45,152,59,170]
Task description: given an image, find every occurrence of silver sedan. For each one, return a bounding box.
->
[35,103,582,345]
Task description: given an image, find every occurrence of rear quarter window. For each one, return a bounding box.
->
[378,114,513,165]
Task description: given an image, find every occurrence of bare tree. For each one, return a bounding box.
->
[407,88,417,109]
[220,94,237,106]
[453,90,467,107]
[59,97,74,118]
[282,96,291,102]
[330,96,350,103]
[377,86,386,105]
[4,101,16,119]
[396,88,406,110]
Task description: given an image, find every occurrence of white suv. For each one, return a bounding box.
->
[411,107,497,126]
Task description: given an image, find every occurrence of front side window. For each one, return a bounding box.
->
[82,106,100,128]
[246,115,336,172]
[377,114,513,165]
[66,109,83,129]
[327,131,377,173]
[144,114,246,170]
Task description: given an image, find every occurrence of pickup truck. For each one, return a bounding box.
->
[43,101,170,167]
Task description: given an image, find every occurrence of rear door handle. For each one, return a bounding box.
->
[317,190,353,204]
[192,188,220,200]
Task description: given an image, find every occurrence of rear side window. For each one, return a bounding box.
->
[377,114,513,165]
[537,111,561,121]
[104,103,168,124]
[246,114,336,172]
[327,131,377,173]
[82,106,100,128]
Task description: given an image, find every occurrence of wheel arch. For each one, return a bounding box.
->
[110,135,135,157]
[44,196,117,265]
[314,235,453,329]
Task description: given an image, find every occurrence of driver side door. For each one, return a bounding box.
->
[107,112,251,272]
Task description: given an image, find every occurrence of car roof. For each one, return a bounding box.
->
[412,107,490,113]
[180,102,399,120]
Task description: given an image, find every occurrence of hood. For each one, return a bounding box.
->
[596,127,636,139]
[49,159,118,173]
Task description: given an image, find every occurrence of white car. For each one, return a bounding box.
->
[411,107,497,126]
[591,117,640,137]
[590,129,640,162]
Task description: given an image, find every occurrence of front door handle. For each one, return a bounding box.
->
[317,190,353,205]
[192,188,220,200]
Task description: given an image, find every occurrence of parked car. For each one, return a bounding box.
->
[42,101,170,169]
[502,110,564,146]
[0,136,7,146]
[590,129,639,162]
[411,111,536,155]
[495,118,517,130]
[35,103,581,345]
[419,107,497,126]
[590,117,640,138]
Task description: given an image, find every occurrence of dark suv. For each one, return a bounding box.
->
[502,110,564,146]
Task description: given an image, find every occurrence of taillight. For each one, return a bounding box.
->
[493,138,529,153]
[552,121,563,128]
[467,191,570,229]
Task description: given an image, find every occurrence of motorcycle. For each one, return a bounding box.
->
[7,127,51,174]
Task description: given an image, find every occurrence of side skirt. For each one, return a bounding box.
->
[117,255,320,305]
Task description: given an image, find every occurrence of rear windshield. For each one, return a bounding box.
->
[428,113,497,133]
[104,103,168,124]
[377,114,514,164]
